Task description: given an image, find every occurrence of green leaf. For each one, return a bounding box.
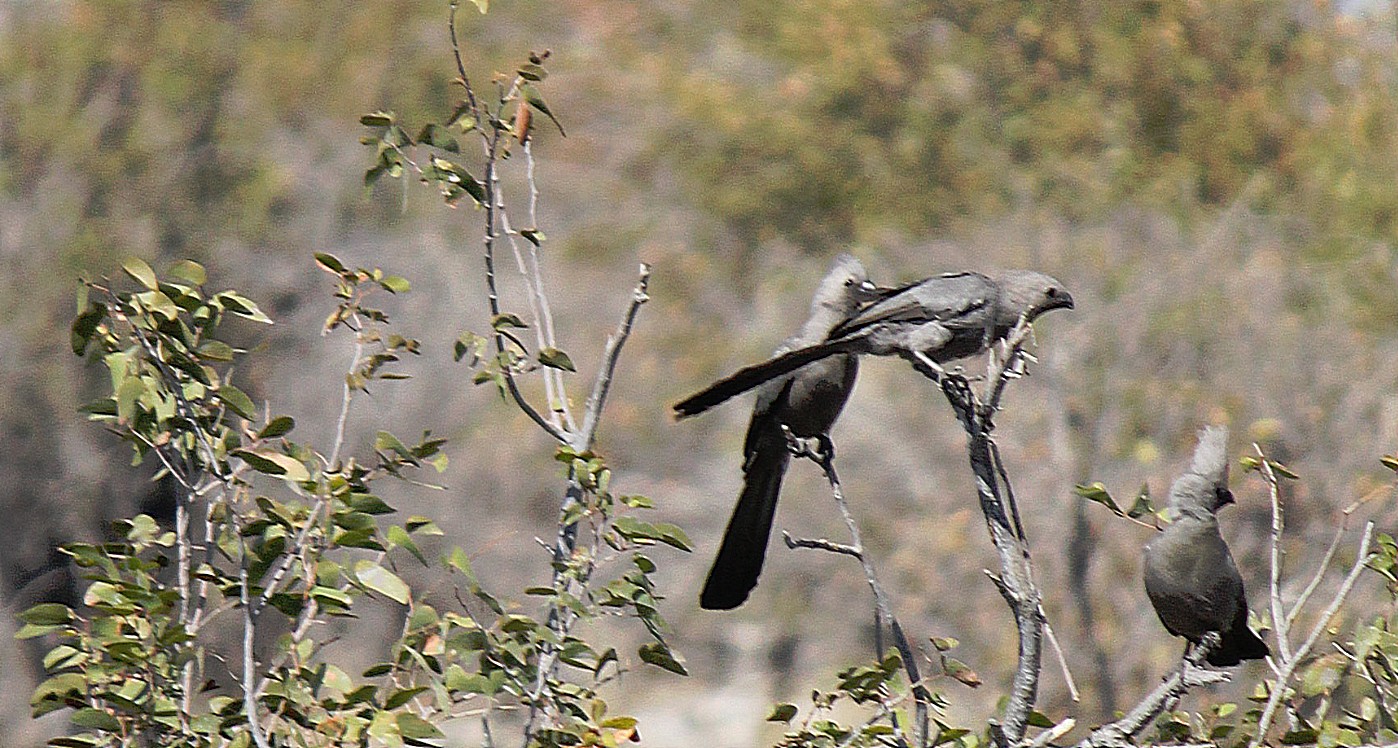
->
[231,449,310,482]
[47,738,102,747]
[520,84,566,136]
[360,111,395,127]
[380,275,411,294]
[517,63,547,82]
[387,526,426,565]
[348,493,397,515]
[1127,483,1155,519]
[397,713,443,740]
[1300,652,1346,697]
[217,385,257,420]
[122,258,158,290]
[519,228,545,246]
[134,290,179,320]
[428,156,485,205]
[385,686,430,710]
[71,305,106,356]
[16,622,62,639]
[20,603,73,626]
[355,561,410,604]
[653,522,694,552]
[767,703,798,723]
[216,292,273,324]
[1026,711,1055,728]
[638,642,688,675]
[447,547,474,581]
[196,340,236,362]
[1268,459,1300,480]
[601,716,638,730]
[314,252,347,273]
[944,657,981,688]
[931,637,959,651]
[258,415,296,439]
[115,376,145,424]
[415,123,460,153]
[1074,482,1122,516]
[537,347,575,372]
[375,431,414,459]
[71,708,121,732]
[167,260,206,286]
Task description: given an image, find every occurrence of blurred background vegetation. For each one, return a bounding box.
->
[3,0,1397,745]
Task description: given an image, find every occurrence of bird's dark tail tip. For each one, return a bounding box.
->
[699,583,750,611]
[1207,627,1270,667]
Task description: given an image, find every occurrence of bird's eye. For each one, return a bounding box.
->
[1045,287,1058,297]
[844,278,854,287]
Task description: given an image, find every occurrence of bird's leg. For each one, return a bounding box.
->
[911,350,947,382]
[939,372,978,431]
[781,425,824,463]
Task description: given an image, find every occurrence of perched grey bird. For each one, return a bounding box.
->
[700,254,879,610]
[673,270,1074,419]
[1143,426,1270,667]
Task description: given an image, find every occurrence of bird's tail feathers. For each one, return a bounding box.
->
[699,428,791,610]
[674,337,862,419]
[1207,622,1270,667]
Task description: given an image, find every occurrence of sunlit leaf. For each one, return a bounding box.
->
[355,561,410,604]
[122,258,158,290]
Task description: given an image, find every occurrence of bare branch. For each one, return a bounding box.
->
[784,531,861,557]
[447,2,480,118]
[1252,522,1376,748]
[1043,621,1080,703]
[931,328,1046,747]
[1080,642,1230,748]
[1285,515,1350,636]
[791,438,931,747]
[1257,444,1292,661]
[495,179,570,432]
[239,553,271,748]
[577,263,651,450]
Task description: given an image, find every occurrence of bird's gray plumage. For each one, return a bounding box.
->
[1143,426,1270,667]
[699,254,878,610]
[673,270,1074,419]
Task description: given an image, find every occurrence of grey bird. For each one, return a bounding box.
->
[699,254,879,610]
[1143,426,1271,667]
[673,270,1074,420]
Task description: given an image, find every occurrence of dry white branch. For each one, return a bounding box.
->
[1251,522,1376,748]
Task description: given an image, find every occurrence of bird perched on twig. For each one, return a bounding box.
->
[673,269,1074,420]
[698,254,879,610]
[1143,426,1271,667]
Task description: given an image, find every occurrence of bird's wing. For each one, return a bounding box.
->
[831,272,993,337]
[744,375,794,459]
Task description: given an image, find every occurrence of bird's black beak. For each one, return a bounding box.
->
[1050,290,1075,311]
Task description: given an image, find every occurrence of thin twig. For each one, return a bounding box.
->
[931,332,1044,747]
[577,264,650,450]
[1043,621,1080,703]
[1252,522,1376,748]
[794,440,931,748]
[1285,519,1349,635]
[784,531,861,557]
[1258,444,1291,661]
[495,181,567,431]
[447,2,480,118]
[1079,643,1230,748]
[328,320,366,469]
[239,554,271,748]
